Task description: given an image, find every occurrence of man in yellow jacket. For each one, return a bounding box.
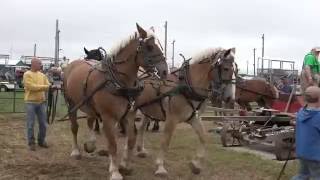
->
[23,57,51,151]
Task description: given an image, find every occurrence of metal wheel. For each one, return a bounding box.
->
[220,122,243,147]
[275,131,296,161]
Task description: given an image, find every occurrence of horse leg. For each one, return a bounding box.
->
[119,118,126,135]
[155,115,177,177]
[94,118,100,134]
[152,120,160,132]
[146,120,151,131]
[189,117,206,174]
[69,109,81,159]
[101,113,123,180]
[136,115,150,158]
[83,115,97,153]
[120,111,136,175]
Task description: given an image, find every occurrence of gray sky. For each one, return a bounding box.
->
[1,0,320,74]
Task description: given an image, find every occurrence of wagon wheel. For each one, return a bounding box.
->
[275,131,296,161]
[220,122,243,147]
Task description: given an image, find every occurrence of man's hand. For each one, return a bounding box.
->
[308,77,314,86]
[50,84,59,89]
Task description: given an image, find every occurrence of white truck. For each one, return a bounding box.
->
[0,81,15,92]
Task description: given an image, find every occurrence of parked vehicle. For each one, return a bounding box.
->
[0,81,15,92]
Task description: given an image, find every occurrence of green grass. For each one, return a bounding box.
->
[0,91,68,116]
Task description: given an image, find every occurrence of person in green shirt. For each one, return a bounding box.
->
[301,47,320,93]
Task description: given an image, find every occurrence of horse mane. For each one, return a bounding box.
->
[109,30,157,56]
[190,47,224,64]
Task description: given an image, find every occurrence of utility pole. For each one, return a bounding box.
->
[246,60,249,75]
[261,34,265,72]
[253,48,256,76]
[33,44,37,57]
[164,21,168,60]
[171,40,175,68]
[54,19,60,67]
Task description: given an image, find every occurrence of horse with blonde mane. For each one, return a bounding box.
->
[132,47,237,177]
[63,24,167,180]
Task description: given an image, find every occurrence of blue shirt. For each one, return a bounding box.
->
[280,84,292,94]
[296,107,320,161]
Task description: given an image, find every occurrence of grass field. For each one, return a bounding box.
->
[0,91,67,116]
[0,113,299,180]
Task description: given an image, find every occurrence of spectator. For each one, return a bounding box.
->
[292,86,320,179]
[23,57,52,151]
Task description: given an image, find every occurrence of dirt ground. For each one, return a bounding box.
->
[0,113,298,180]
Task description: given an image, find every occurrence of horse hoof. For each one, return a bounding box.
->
[84,141,96,153]
[110,171,123,180]
[136,150,148,158]
[155,167,168,177]
[71,154,81,160]
[119,165,133,176]
[189,161,201,174]
[70,151,81,160]
[97,149,109,156]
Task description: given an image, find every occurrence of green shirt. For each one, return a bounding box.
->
[304,52,320,74]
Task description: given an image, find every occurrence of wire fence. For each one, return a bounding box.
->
[0,87,67,118]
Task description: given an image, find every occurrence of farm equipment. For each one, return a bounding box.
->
[205,91,302,161]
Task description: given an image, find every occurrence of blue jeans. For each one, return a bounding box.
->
[26,102,47,145]
[291,159,320,180]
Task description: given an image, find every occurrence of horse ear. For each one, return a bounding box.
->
[149,26,155,32]
[136,23,147,38]
[84,47,89,55]
[231,47,236,54]
[223,47,236,57]
[223,49,231,57]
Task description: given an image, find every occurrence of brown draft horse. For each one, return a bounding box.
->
[132,48,236,177]
[235,77,279,111]
[83,47,168,135]
[63,24,167,180]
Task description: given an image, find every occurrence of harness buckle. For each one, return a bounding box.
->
[130,100,135,111]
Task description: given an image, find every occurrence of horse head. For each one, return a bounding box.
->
[134,24,167,79]
[210,48,237,107]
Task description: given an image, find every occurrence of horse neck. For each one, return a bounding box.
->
[188,62,211,90]
[112,40,139,86]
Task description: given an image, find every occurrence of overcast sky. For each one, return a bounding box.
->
[1,0,320,74]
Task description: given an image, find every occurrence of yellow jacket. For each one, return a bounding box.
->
[23,70,50,103]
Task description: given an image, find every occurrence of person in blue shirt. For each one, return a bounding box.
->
[292,86,320,180]
[280,77,293,94]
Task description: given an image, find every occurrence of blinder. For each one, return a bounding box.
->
[136,36,164,73]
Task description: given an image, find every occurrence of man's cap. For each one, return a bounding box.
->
[312,47,320,52]
[305,86,320,99]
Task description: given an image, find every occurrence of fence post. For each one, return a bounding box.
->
[13,83,16,112]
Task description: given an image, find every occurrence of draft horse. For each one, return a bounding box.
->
[132,47,237,177]
[63,24,167,180]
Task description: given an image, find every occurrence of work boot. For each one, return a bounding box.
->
[38,142,49,148]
